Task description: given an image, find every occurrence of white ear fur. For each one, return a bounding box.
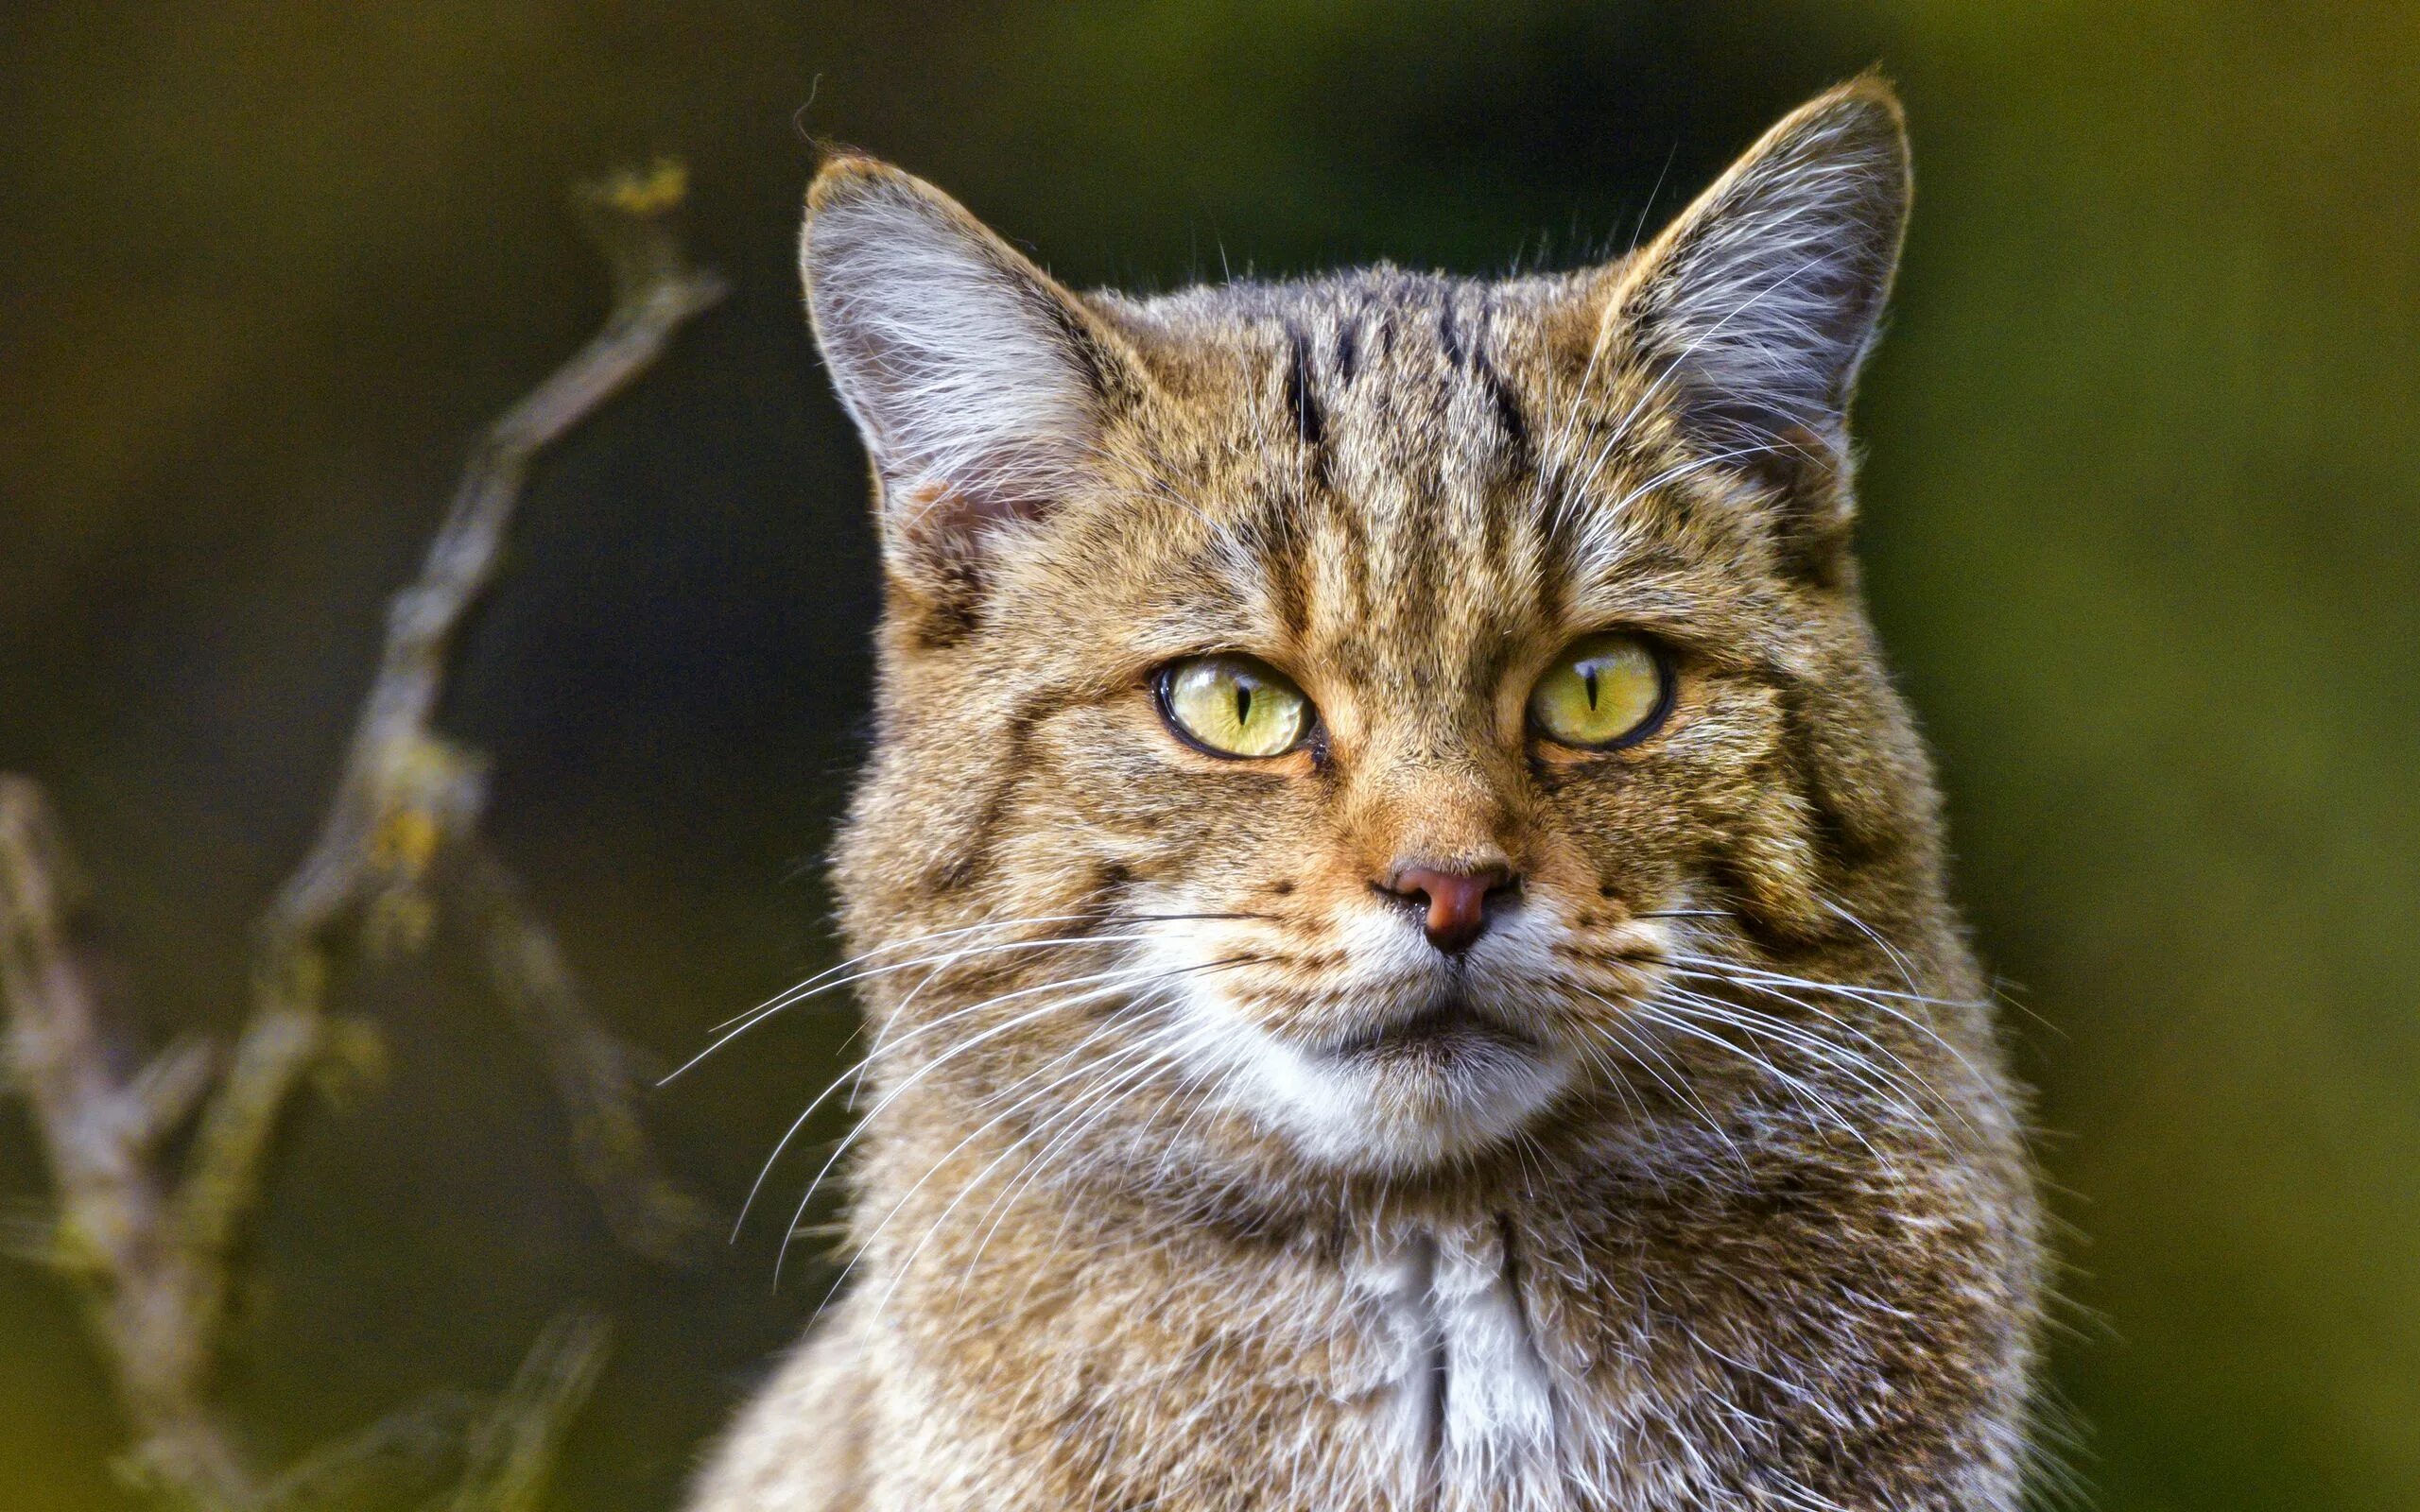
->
[1615,79,1910,465]
[802,161,1112,575]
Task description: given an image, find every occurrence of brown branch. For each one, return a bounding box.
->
[1,159,724,1510]
[219,158,728,1267]
[439,1313,614,1512]
[1,781,257,1508]
[461,848,709,1260]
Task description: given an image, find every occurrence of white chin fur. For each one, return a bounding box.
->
[1154,905,1577,1173]
[1214,1020,1572,1172]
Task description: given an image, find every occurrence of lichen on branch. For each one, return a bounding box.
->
[0,162,725,1511]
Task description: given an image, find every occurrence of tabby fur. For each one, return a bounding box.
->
[690,77,2042,1512]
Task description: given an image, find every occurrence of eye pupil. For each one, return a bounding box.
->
[1236,685,1252,725]
[1582,665,1599,709]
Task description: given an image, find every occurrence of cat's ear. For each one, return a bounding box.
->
[1604,77,1910,547]
[802,157,1135,605]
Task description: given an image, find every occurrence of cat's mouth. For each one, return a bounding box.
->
[1324,997,1536,1063]
[1215,988,1573,1168]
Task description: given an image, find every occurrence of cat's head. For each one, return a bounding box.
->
[806,79,1954,1190]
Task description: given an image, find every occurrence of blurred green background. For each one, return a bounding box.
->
[4,1,2416,1507]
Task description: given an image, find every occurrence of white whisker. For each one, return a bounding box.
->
[667,932,1161,1085]
[763,955,1259,1286]
[741,959,1172,1246]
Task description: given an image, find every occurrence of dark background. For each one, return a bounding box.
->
[5,2,2418,1508]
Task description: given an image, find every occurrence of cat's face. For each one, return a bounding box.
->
[811,82,1945,1185]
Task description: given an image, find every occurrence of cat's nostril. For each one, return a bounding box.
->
[1379,864,1517,954]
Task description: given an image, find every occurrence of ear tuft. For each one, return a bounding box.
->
[1615,77,1911,479]
[802,158,1121,593]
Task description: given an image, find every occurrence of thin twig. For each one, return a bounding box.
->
[438,1313,614,1512]
[220,158,728,1266]
[462,849,709,1260]
[1,160,724,1510]
[0,780,257,1508]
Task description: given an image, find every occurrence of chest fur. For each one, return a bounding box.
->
[860,1183,2018,1512]
[1342,1219,1573,1507]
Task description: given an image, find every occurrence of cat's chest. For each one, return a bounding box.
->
[1334,1217,1573,1504]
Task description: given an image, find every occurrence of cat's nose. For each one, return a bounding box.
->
[1378,864,1518,954]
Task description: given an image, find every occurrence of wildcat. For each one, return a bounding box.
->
[690,77,2042,1512]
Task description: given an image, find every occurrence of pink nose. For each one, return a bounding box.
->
[1380,865,1516,954]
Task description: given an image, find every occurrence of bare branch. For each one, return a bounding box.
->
[257,1392,483,1512]
[463,849,712,1263]
[209,160,727,1273]
[2,159,717,1510]
[1,778,259,1510]
[125,1037,219,1155]
[438,1314,614,1512]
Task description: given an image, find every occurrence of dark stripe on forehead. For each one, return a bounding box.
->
[1479,361,1530,455]
[1283,320,1322,446]
[1533,491,1575,628]
[1242,486,1313,644]
[1471,295,1531,459]
[1439,296,1465,369]
[1324,464,1374,611]
[1282,319,1330,492]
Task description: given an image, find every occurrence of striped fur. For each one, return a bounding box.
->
[692,77,2042,1512]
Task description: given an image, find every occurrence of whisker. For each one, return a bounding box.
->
[1581,992,1754,1176]
[1815,896,1925,1000]
[764,955,1259,1286]
[1140,1050,1239,1195]
[1662,935,2020,1126]
[850,926,1167,1109]
[856,1033,1191,1330]
[1630,999,1887,1161]
[836,907,1270,1062]
[738,958,1181,1245]
[698,909,1270,1038]
[1662,974,1964,1118]
[666,932,1161,1086]
[1656,986,1951,1144]
[704,913,1117,1035]
[841,1017,1188,1318]
[1667,951,1982,1009]
[980,1047,1195,1319]
[957,1057,1180,1307]
[1609,978,1903,1160]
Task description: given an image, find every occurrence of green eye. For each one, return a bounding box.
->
[1158,655,1313,759]
[1529,632,1670,749]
